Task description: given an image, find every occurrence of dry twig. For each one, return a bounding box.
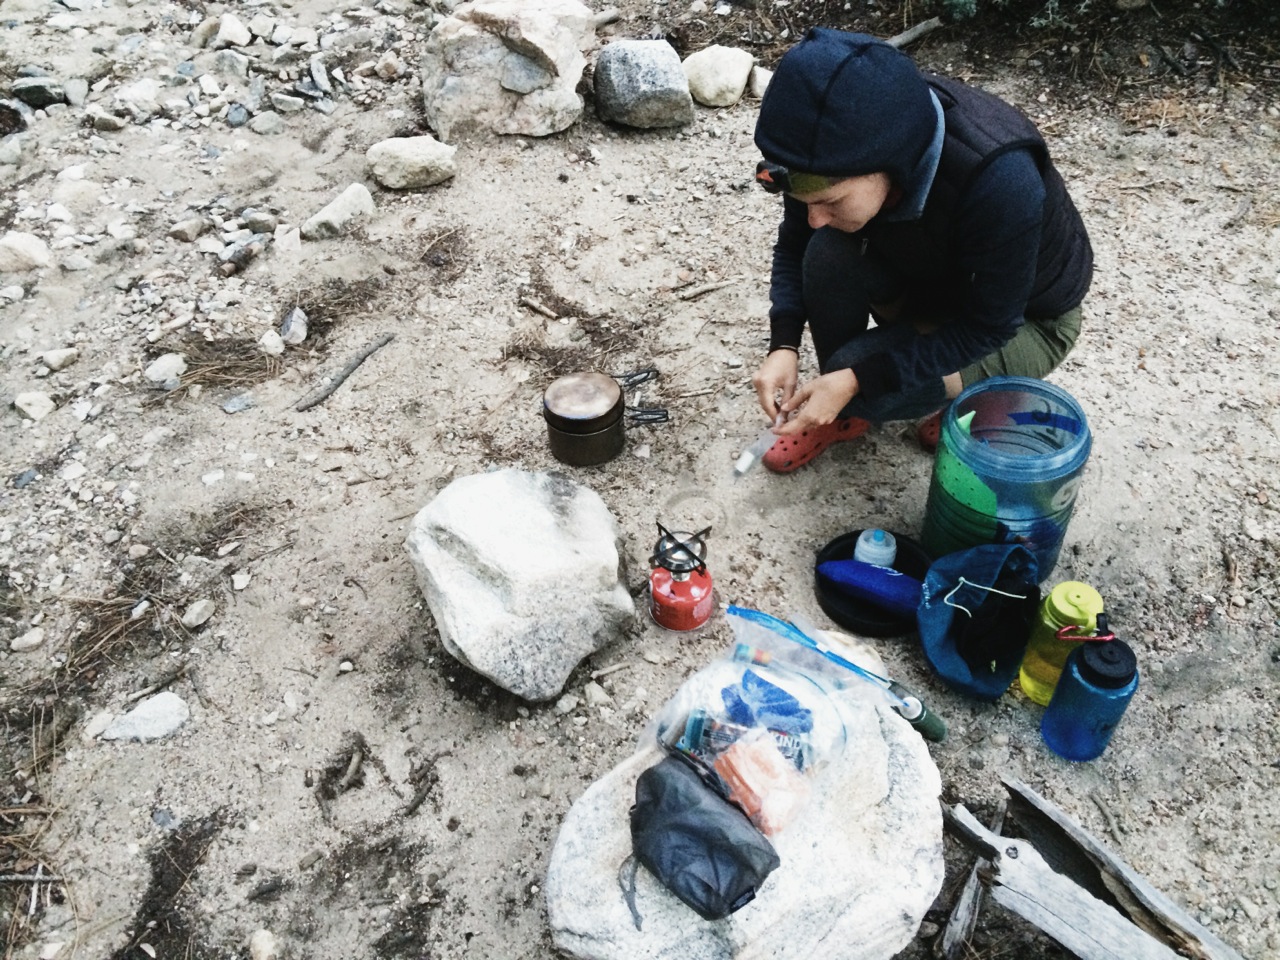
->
[295,332,395,412]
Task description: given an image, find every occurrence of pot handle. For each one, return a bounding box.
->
[613,367,659,389]
[626,406,669,425]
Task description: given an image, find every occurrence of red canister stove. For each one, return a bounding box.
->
[649,523,714,631]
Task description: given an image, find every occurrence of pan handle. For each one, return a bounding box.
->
[626,406,669,425]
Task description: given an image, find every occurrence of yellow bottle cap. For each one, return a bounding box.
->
[1046,581,1105,631]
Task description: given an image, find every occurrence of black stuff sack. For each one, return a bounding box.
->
[630,754,780,920]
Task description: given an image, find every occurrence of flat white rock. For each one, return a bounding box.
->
[101,692,190,742]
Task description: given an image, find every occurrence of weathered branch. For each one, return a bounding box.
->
[886,17,943,50]
[944,803,1183,960]
[295,332,395,412]
[938,801,1006,959]
[1001,777,1245,960]
[941,779,1246,960]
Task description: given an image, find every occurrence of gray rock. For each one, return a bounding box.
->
[61,253,92,271]
[309,56,333,95]
[405,469,635,701]
[420,0,597,140]
[269,92,305,113]
[10,77,65,109]
[375,50,405,80]
[247,14,275,39]
[243,76,267,113]
[181,598,215,628]
[366,135,458,190]
[242,209,278,233]
[214,13,253,49]
[0,135,22,166]
[279,306,308,344]
[101,692,191,742]
[247,110,283,135]
[546,666,944,960]
[63,78,89,107]
[10,627,45,652]
[249,929,279,960]
[259,330,285,356]
[594,39,694,129]
[169,217,209,242]
[227,103,250,127]
[1,98,33,130]
[682,44,754,108]
[748,65,772,99]
[144,352,187,383]
[88,107,128,131]
[215,50,251,80]
[114,77,161,113]
[41,347,79,370]
[0,231,52,271]
[300,183,375,240]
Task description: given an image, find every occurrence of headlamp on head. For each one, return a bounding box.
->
[754,161,837,197]
[754,161,792,194]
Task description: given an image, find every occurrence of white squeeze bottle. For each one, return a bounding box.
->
[853,528,897,567]
[732,415,786,478]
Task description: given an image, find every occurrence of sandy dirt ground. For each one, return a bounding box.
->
[1,1,1277,958]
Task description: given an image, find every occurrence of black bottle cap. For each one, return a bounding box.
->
[1079,639,1137,689]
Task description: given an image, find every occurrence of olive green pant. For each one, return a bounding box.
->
[958,305,1084,388]
[805,228,1086,421]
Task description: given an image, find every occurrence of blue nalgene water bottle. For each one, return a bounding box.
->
[1040,638,1138,762]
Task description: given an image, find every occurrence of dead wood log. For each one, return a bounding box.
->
[944,802,1184,960]
[941,778,1246,960]
[937,800,1006,959]
[1000,777,1245,960]
[295,332,394,412]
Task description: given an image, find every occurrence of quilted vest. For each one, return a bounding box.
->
[865,75,1094,318]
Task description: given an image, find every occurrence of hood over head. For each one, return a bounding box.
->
[755,28,938,193]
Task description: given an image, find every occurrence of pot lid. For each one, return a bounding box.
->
[543,372,622,421]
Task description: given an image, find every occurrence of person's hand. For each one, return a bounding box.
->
[776,369,859,436]
[752,349,799,421]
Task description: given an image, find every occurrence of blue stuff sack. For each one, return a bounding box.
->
[917,544,1040,700]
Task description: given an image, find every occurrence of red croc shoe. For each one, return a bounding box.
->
[763,417,870,473]
[916,410,944,453]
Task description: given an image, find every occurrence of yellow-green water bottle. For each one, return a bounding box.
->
[1019,581,1104,705]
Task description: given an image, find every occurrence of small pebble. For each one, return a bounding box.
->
[181,599,216,628]
[11,627,45,652]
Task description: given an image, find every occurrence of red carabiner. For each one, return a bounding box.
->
[1055,624,1116,643]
